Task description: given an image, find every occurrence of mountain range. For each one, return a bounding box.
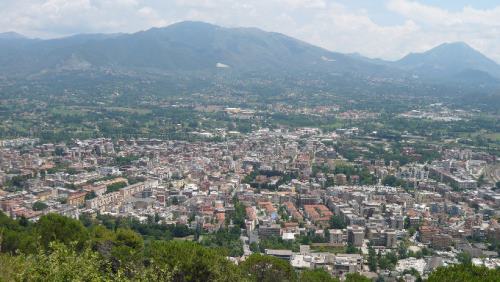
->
[1,21,499,97]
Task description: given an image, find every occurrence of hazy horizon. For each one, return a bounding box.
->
[1,0,499,62]
[3,20,494,63]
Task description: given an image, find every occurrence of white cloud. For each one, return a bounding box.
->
[286,4,419,59]
[387,0,455,25]
[277,0,327,9]
[0,0,499,62]
[137,6,168,27]
[386,0,500,61]
[388,0,500,26]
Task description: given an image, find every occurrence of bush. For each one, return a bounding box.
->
[32,201,48,211]
[299,269,339,282]
[36,213,89,250]
[240,253,296,282]
[106,181,127,193]
[427,264,500,282]
[146,240,242,282]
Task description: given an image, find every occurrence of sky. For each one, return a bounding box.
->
[1,0,499,62]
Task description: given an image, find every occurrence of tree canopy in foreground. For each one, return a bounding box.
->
[1,211,498,282]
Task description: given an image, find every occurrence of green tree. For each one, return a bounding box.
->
[249,242,259,253]
[346,244,360,254]
[0,252,27,281]
[378,251,397,271]
[106,181,127,193]
[54,147,65,156]
[299,268,339,282]
[114,228,144,251]
[402,268,422,282]
[404,217,410,229]
[114,156,139,166]
[397,242,408,259]
[345,273,371,282]
[232,198,247,228]
[36,213,88,250]
[240,253,296,282]
[477,174,486,186]
[382,175,397,187]
[1,243,173,281]
[32,201,48,211]
[329,215,347,229]
[15,242,117,282]
[146,240,241,282]
[110,228,145,270]
[407,227,416,237]
[457,251,472,265]
[201,227,243,257]
[0,213,37,254]
[172,197,179,205]
[88,224,115,252]
[427,264,500,282]
[368,245,377,272]
[85,191,97,200]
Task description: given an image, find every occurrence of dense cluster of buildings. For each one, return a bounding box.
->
[1,127,499,281]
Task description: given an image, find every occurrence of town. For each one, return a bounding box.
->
[1,124,499,281]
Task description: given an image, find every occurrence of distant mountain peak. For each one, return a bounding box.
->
[402,42,483,58]
[439,41,469,47]
[0,31,26,39]
[396,40,500,80]
[430,41,479,53]
[170,20,219,27]
[153,21,221,32]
